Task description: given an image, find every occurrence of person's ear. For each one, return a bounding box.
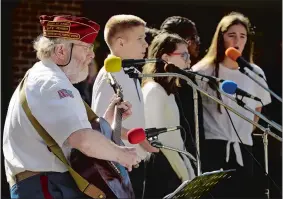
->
[161,53,170,62]
[54,44,69,59]
[117,37,125,47]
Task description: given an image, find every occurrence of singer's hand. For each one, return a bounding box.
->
[116,146,141,172]
[139,139,160,153]
[103,94,132,124]
[118,100,132,120]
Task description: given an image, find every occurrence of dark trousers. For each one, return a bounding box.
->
[10,172,91,199]
[201,139,262,198]
[130,152,182,198]
[129,160,146,198]
[144,152,182,198]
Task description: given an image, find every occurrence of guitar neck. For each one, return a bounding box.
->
[107,72,124,145]
[112,106,123,145]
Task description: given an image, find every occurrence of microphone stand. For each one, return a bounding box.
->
[192,85,201,176]
[254,125,271,199]
[128,70,202,175]
[239,67,282,102]
[215,87,281,199]
[128,72,282,140]
[215,86,282,135]
[149,138,197,166]
[127,71,282,182]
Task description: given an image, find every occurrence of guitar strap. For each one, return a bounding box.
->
[19,74,106,199]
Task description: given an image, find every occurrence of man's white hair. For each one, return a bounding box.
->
[33,36,70,60]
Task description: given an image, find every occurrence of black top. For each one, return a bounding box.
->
[174,79,205,160]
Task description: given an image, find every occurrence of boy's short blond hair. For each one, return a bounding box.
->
[104,14,146,48]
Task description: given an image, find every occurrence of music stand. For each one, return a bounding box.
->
[163,169,235,199]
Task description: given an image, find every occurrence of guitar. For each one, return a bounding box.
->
[70,73,135,198]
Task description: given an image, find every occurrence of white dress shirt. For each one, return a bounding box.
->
[91,60,149,159]
[3,59,91,183]
[142,81,195,181]
[192,62,271,166]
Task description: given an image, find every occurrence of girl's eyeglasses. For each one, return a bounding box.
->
[169,52,190,62]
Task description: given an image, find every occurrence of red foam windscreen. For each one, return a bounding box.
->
[127,128,146,144]
[225,47,241,61]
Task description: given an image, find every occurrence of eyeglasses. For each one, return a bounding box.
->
[169,51,190,62]
[72,43,94,52]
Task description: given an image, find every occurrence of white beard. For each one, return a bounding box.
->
[62,58,89,84]
[74,66,89,84]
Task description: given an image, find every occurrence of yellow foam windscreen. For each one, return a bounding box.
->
[104,55,122,73]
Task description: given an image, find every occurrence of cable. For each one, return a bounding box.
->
[175,93,187,144]
[141,160,147,199]
[175,92,200,166]
[175,92,216,199]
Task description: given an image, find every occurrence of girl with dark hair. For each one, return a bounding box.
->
[160,16,205,160]
[160,16,200,65]
[142,32,196,198]
[145,27,160,47]
[192,12,271,197]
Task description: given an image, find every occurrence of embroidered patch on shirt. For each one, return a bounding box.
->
[58,89,74,99]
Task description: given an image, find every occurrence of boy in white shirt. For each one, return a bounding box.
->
[91,14,159,198]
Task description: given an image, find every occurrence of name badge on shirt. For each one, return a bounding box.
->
[58,89,74,99]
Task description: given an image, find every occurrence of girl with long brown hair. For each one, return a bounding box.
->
[192,12,271,197]
[142,32,196,197]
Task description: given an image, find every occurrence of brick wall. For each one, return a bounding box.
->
[11,0,84,88]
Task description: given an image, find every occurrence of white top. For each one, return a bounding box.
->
[192,62,271,166]
[3,59,91,183]
[142,81,195,181]
[91,61,148,160]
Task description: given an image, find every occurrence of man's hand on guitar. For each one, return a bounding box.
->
[116,146,141,172]
[104,94,132,124]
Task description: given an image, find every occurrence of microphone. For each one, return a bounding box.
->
[165,63,224,84]
[128,127,198,164]
[220,80,262,102]
[225,47,265,79]
[145,126,182,138]
[104,55,163,73]
[127,128,146,144]
[127,126,182,144]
